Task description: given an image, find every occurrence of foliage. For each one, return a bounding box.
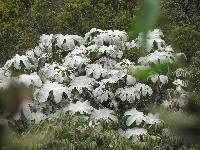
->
[167,25,200,63]
[158,0,200,62]
[188,51,200,92]
[9,112,191,150]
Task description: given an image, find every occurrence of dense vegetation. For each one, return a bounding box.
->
[158,0,200,62]
[0,0,200,149]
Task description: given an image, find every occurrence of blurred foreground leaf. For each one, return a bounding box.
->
[129,63,174,81]
[130,0,160,37]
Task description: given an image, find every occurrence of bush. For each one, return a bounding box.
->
[0,27,189,149]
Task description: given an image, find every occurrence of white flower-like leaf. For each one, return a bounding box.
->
[90,108,118,123]
[18,73,42,88]
[41,63,67,83]
[150,74,159,83]
[124,128,147,138]
[146,29,165,51]
[5,54,32,70]
[70,45,87,55]
[86,64,108,79]
[124,108,145,126]
[159,75,168,85]
[98,45,123,59]
[116,83,153,102]
[39,34,53,52]
[115,59,135,73]
[174,68,187,78]
[126,75,136,85]
[55,34,84,50]
[92,83,114,103]
[173,79,187,87]
[22,101,46,124]
[125,40,136,50]
[145,113,160,125]
[37,81,67,103]
[85,28,128,48]
[138,51,175,65]
[69,76,96,94]
[66,100,93,114]
[63,55,90,68]
[149,74,168,86]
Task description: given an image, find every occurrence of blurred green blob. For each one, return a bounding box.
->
[130,0,160,36]
[129,63,174,81]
